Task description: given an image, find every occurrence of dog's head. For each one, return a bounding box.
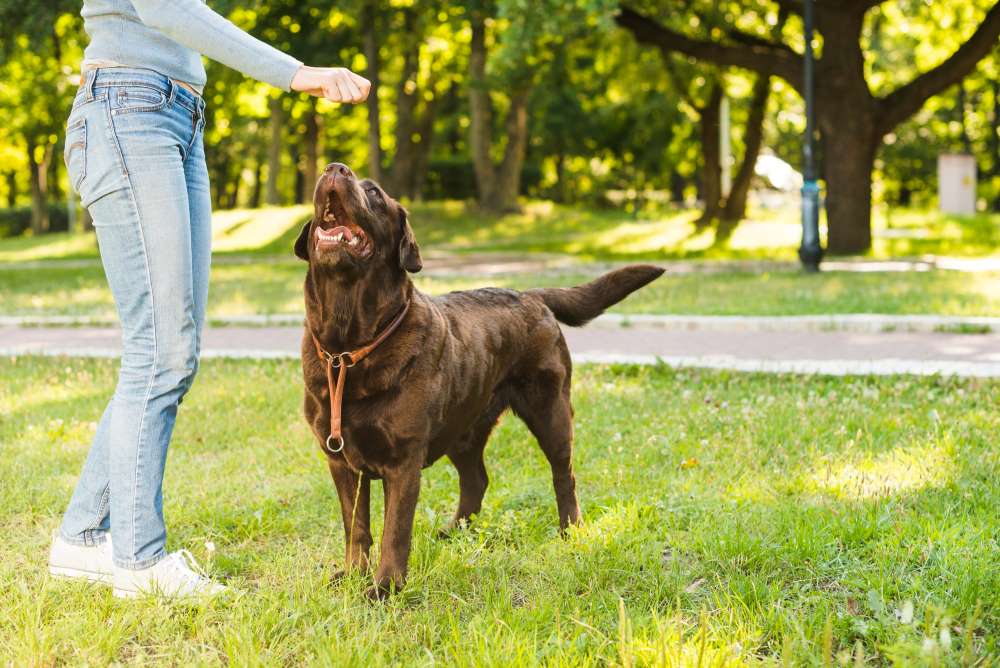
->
[294,162,422,278]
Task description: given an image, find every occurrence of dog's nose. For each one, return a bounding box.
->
[325,163,354,179]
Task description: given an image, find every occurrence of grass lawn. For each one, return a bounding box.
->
[2,356,998,664]
[2,202,998,265]
[3,262,1000,319]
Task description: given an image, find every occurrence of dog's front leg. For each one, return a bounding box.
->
[328,460,372,576]
[368,465,422,600]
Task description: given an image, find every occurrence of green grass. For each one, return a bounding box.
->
[2,262,1000,319]
[2,202,999,265]
[2,356,998,664]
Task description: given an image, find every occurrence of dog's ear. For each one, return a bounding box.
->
[294,219,312,261]
[398,208,422,273]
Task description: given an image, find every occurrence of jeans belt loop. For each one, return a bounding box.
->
[166,77,178,106]
[84,70,97,101]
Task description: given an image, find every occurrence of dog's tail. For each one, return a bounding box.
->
[528,265,665,327]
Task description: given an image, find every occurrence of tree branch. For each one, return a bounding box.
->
[615,5,804,94]
[876,1,1000,134]
[722,26,796,57]
[660,54,701,110]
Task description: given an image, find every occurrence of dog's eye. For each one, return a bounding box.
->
[367,187,382,200]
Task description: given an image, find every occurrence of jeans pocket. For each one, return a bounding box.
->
[64,118,87,194]
[112,85,168,114]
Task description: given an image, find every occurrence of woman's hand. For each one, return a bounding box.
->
[291,66,371,104]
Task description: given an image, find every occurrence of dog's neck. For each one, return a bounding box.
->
[305,268,413,352]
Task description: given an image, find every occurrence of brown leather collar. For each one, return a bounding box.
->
[310,300,411,456]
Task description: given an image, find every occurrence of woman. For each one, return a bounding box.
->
[47,0,370,599]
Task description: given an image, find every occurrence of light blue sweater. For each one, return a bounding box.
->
[81,0,303,92]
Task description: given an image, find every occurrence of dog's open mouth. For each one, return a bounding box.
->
[315,197,371,258]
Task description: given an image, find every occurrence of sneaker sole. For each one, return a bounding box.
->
[111,587,226,600]
[49,565,113,585]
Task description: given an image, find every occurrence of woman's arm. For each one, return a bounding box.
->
[131,0,369,102]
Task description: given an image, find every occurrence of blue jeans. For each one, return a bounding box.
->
[59,68,210,569]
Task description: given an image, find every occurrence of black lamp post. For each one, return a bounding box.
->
[799,0,823,271]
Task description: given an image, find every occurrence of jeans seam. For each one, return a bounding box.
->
[83,484,111,536]
[104,97,130,178]
[114,132,159,564]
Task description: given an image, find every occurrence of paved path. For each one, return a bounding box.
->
[5,312,998,334]
[6,252,1000,275]
[3,324,999,377]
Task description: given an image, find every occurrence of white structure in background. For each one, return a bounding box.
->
[755,153,803,191]
[938,154,977,215]
[751,152,803,210]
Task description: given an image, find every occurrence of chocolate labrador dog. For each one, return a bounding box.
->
[296,162,663,599]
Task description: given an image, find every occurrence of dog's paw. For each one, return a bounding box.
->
[364,583,391,602]
[365,575,404,602]
[437,517,471,539]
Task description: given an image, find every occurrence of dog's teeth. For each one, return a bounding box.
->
[334,233,344,242]
[349,237,358,246]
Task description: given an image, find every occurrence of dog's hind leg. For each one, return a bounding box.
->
[444,399,505,532]
[510,349,582,531]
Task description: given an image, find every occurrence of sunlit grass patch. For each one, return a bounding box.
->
[807,443,954,500]
[210,205,310,254]
[2,202,998,265]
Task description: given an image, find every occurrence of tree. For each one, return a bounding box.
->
[467,0,616,213]
[616,0,1000,254]
[0,2,82,233]
[381,1,458,200]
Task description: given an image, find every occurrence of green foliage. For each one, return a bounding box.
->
[1,0,1000,230]
[0,205,70,238]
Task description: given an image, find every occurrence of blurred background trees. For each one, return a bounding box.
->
[1,0,999,253]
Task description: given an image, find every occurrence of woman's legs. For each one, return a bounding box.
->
[59,71,209,570]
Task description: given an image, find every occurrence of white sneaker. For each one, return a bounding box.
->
[49,532,114,584]
[113,549,227,599]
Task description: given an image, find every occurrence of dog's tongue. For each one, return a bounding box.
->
[318,225,354,241]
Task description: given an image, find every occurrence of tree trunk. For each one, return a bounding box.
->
[27,139,52,235]
[554,148,567,203]
[290,143,304,205]
[385,11,421,197]
[821,116,877,254]
[670,171,686,204]
[992,73,1000,211]
[363,0,383,182]
[721,74,770,226]
[957,79,972,154]
[251,160,263,209]
[697,82,723,226]
[816,10,876,255]
[227,171,240,209]
[266,96,283,206]
[468,8,532,213]
[490,90,529,213]
[4,172,16,208]
[409,94,441,200]
[303,101,320,203]
[468,11,497,208]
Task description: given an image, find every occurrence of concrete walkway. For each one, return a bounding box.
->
[3,323,999,378]
[6,252,1000,275]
